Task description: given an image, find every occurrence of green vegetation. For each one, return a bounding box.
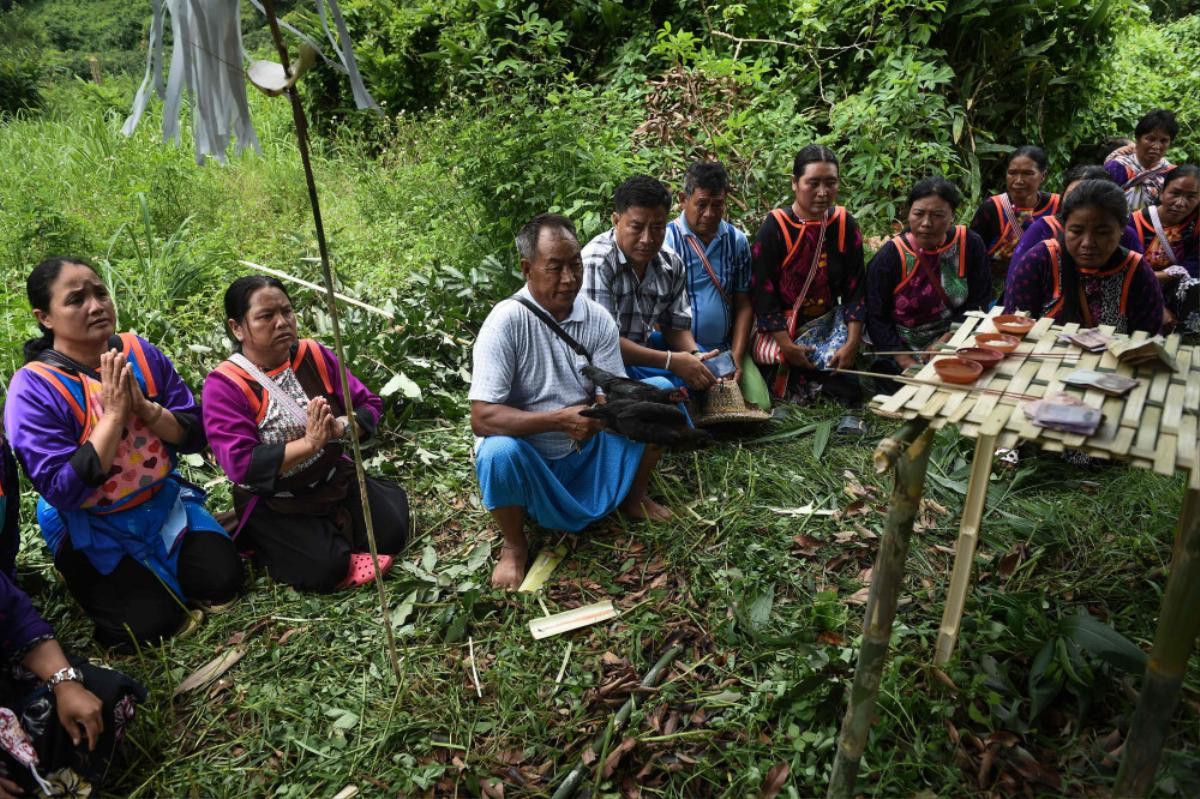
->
[1,0,1199,796]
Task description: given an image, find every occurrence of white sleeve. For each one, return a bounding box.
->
[591,311,627,378]
[467,305,517,404]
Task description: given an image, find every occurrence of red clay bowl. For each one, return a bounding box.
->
[993,314,1035,337]
[956,346,1004,369]
[974,332,1021,354]
[933,356,984,385]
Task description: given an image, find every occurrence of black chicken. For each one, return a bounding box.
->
[581,365,689,404]
[580,399,712,449]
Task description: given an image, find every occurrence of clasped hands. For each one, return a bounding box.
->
[780,340,858,371]
[301,396,348,452]
[98,349,161,425]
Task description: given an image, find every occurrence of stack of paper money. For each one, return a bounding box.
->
[1109,337,1177,371]
[1023,393,1103,435]
[1058,328,1111,353]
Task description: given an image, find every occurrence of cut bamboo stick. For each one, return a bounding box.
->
[529,601,618,640]
[259,0,401,679]
[829,419,934,798]
[869,350,1084,359]
[834,368,1042,402]
[551,639,685,799]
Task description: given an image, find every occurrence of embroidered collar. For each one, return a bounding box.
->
[1077,247,1134,277]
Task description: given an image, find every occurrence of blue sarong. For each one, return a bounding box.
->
[37,476,228,600]
[475,432,646,532]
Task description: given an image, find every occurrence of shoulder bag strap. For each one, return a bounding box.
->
[1124,162,1172,190]
[785,211,829,338]
[511,295,593,366]
[1147,205,1180,265]
[686,236,731,308]
[998,193,1025,239]
[229,353,308,425]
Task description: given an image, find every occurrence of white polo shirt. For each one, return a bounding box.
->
[469,286,626,459]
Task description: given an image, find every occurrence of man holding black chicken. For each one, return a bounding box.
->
[469,214,675,590]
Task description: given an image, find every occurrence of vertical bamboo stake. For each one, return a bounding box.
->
[828,418,934,799]
[1115,446,1200,797]
[259,0,401,679]
[934,407,1006,665]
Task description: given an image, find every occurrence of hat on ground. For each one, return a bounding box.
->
[694,381,771,427]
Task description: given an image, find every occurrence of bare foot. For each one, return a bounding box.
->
[490,546,527,590]
[620,494,673,522]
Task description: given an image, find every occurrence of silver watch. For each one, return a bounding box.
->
[47,666,84,688]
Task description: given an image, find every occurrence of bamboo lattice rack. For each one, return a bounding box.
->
[868,308,1199,475]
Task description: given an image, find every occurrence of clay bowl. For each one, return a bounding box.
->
[992,314,1035,338]
[955,346,1004,369]
[933,356,984,385]
[975,332,1021,354]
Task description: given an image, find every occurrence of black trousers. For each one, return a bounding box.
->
[55,531,243,652]
[242,476,409,592]
[0,660,146,791]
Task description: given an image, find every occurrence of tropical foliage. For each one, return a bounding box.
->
[0,0,1198,796]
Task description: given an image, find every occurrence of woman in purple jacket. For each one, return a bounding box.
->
[4,258,242,651]
[0,439,145,795]
[202,276,409,592]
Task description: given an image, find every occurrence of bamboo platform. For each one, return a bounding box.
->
[869,308,1198,476]
[830,307,1200,799]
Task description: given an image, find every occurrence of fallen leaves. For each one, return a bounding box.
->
[175,648,246,696]
[759,762,790,798]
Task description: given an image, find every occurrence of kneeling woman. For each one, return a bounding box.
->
[202,276,409,592]
[4,258,242,651]
[866,178,992,372]
[1127,164,1200,333]
[969,145,1059,277]
[748,145,867,405]
[1006,180,1163,333]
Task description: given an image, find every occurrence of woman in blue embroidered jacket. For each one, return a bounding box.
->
[4,258,242,651]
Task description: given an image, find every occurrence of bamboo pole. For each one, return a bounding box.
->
[259,0,401,679]
[933,407,1005,665]
[833,368,1041,403]
[1115,446,1200,796]
[828,418,934,799]
[551,639,685,799]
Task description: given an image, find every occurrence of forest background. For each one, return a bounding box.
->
[1,0,1199,796]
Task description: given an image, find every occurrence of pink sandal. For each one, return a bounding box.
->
[337,552,395,589]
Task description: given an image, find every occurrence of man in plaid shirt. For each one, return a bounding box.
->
[581,175,718,390]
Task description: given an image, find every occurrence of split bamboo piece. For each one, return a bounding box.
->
[529,601,618,640]
[518,546,567,593]
[828,419,935,798]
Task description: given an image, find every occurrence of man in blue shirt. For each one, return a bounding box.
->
[663,161,770,410]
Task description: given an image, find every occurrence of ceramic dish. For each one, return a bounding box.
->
[955,346,1004,369]
[933,356,984,384]
[975,332,1020,353]
[992,314,1035,337]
